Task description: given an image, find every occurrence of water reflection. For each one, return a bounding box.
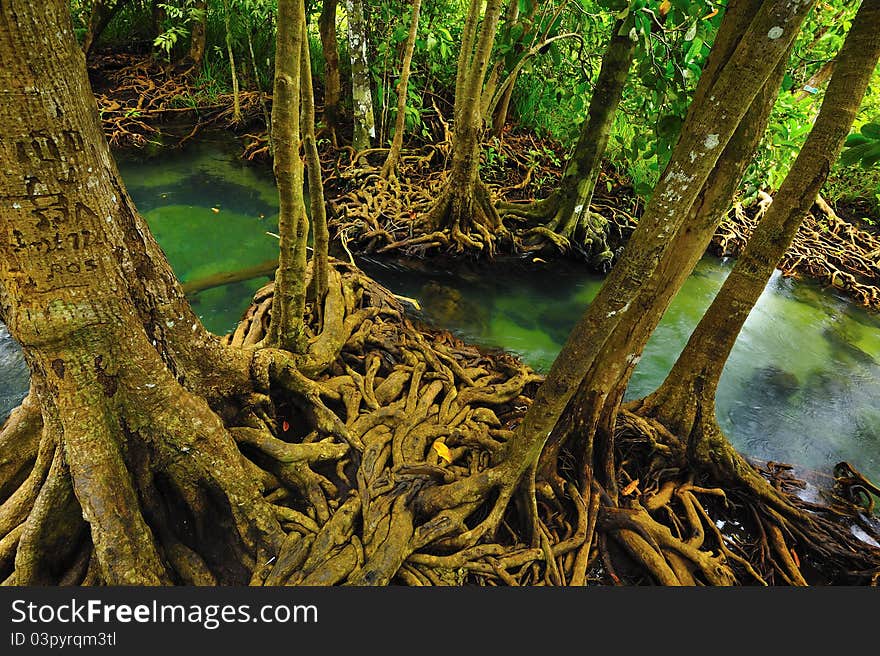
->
[1,133,877,488]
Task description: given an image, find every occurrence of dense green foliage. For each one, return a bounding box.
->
[70,0,880,218]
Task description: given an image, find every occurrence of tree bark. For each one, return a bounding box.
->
[223,0,242,123]
[188,0,208,68]
[423,0,506,250]
[345,0,376,151]
[268,0,308,352]
[1,0,284,584]
[640,0,880,469]
[319,0,342,146]
[506,0,817,491]
[151,0,166,39]
[301,19,330,308]
[380,0,422,180]
[82,0,130,56]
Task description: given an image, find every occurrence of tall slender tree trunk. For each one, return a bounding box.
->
[503,19,636,266]
[301,19,329,308]
[319,0,342,146]
[0,0,284,585]
[267,0,308,352]
[345,0,375,151]
[188,0,208,68]
[505,0,816,494]
[537,0,793,482]
[637,0,880,481]
[380,0,422,180]
[223,0,242,124]
[82,0,130,56]
[151,0,166,38]
[423,0,506,251]
[481,0,521,126]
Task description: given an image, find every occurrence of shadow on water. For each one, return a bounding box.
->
[2,131,878,487]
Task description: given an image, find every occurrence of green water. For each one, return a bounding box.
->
[2,133,879,485]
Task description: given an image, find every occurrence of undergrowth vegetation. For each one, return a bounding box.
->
[71,0,880,219]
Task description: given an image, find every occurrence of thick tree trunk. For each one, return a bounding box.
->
[0,0,283,584]
[268,0,308,352]
[380,0,422,180]
[301,20,330,308]
[640,0,880,471]
[508,0,816,490]
[319,0,342,146]
[188,0,208,68]
[424,0,506,251]
[345,0,375,151]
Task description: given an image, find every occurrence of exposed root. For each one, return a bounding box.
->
[713,198,880,311]
[326,140,636,267]
[90,54,266,148]
[4,258,875,586]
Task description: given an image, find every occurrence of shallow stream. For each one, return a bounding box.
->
[2,133,878,483]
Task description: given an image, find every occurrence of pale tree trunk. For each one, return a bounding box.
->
[482,0,521,128]
[301,19,330,308]
[380,0,422,180]
[502,18,636,267]
[188,0,208,68]
[454,0,481,125]
[345,0,376,151]
[638,0,880,481]
[424,0,507,251]
[505,0,817,494]
[537,0,791,481]
[223,0,242,123]
[319,0,342,146]
[0,0,284,584]
[267,0,308,352]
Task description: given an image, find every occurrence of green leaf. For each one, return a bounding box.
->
[860,122,880,140]
[839,142,874,168]
[859,143,880,168]
[684,21,697,42]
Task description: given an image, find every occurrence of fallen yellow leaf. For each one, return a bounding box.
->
[211,207,220,213]
[432,440,452,464]
[621,479,640,496]
[659,0,671,16]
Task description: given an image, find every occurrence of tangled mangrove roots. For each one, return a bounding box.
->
[713,195,880,311]
[91,54,267,148]
[3,258,876,585]
[327,140,637,265]
[596,406,880,586]
[157,261,880,586]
